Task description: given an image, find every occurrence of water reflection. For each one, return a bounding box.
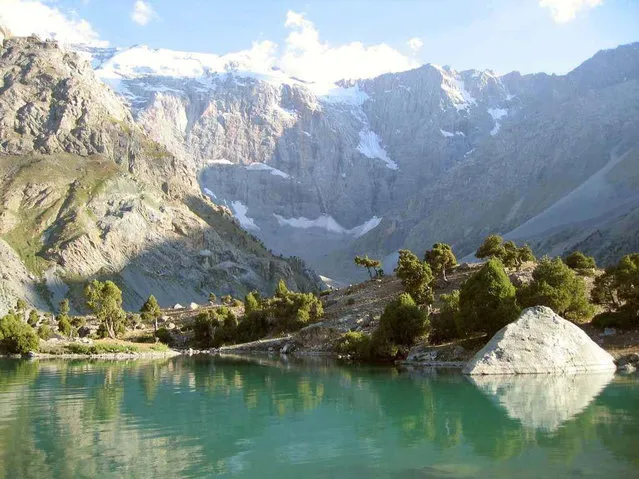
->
[469,372,615,431]
[0,357,637,478]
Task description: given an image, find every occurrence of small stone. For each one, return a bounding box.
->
[189,302,199,310]
[603,328,616,336]
[618,363,636,374]
[166,322,176,330]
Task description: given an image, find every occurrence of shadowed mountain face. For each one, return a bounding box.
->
[89,41,639,281]
[0,37,320,314]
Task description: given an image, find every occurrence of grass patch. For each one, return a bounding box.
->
[64,342,141,355]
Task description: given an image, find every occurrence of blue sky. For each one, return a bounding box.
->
[2,0,638,76]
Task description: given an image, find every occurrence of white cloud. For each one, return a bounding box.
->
[278,10,417,83]
[0,0,107,46]
[131,0,157,26]
[407,37,424,54]
[539,0,603,23]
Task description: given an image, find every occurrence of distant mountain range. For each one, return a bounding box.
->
[75,40,639,281]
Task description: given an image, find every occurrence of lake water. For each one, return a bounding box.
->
[0,356,638,478]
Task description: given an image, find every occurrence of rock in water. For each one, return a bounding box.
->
[463,306,616,375]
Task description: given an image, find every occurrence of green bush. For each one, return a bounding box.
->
[458,258,520,336]
[155,327,173,345]
[0,313,39,354]
[591,309,635,330]
[335,332,372,358]
[564,251,597,274]
[431,290,461,343]
[394,249,434,305]
[518,257,594,321]
[28,310,39,327]
[231,299,243,308]
[193,307,238,347]
[37,323,52,340]
[71,316,86,328]
[346,298,356,305]
[65,343,139,355]
[475,235,535,269]
[58,315,72,336]
[371,293,429,359]
[424,243,457,281]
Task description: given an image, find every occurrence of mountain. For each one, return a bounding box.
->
[0,36,320,315]
[80,41,639,282]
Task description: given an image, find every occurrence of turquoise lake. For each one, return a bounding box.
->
[0,356,638,478]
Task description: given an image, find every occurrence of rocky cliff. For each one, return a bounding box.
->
[0,36,320,315]
[83,41,639,281]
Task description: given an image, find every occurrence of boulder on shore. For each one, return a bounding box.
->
[464,306,616,375]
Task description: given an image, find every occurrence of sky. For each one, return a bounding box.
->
[1,0,638,82]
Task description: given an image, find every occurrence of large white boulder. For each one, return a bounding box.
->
[463,306,616,375]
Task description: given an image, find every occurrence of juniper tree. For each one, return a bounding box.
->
[424,243,457,281]
[394,249,434,306]
[518,257,594,321]
[140,295,161,331]
[458,258,519,336]
[85,280,126,339]
[354,255,382,280]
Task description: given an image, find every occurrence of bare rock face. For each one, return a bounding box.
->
[463,306,616,375]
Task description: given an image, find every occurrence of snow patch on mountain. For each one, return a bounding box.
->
[231,201,260,231]
[357,130,399,170]
[273,214,382,238]
[440,129,465,138]
[488,108,508,136]
[245,162,291,178]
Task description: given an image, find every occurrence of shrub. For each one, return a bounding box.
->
[155,327,173,345]
[430,290,461,343]
[564,251,597,274]
[244,291,261,315]
[319,290,331,297]
[335,332,372,358]
[354,255,382,279]
[27,310,39,327]
[0,313,39,354]
[394,249,434,306]
[373,293,429,357]
[208,292,217,304]
[518,257,594,321]
[193,307,238,347]
[475,235,535,268]
[476,234,505,260]
[85,280,126,339]
[71,316,86,328]
[232,299,243,308]
[221,295,233,306]
[424,243,457,281]
[346,298,356,305]
[140,295,161,327]
[458,258,519,336]
[37,323,52,340]
[58,316,72,336]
